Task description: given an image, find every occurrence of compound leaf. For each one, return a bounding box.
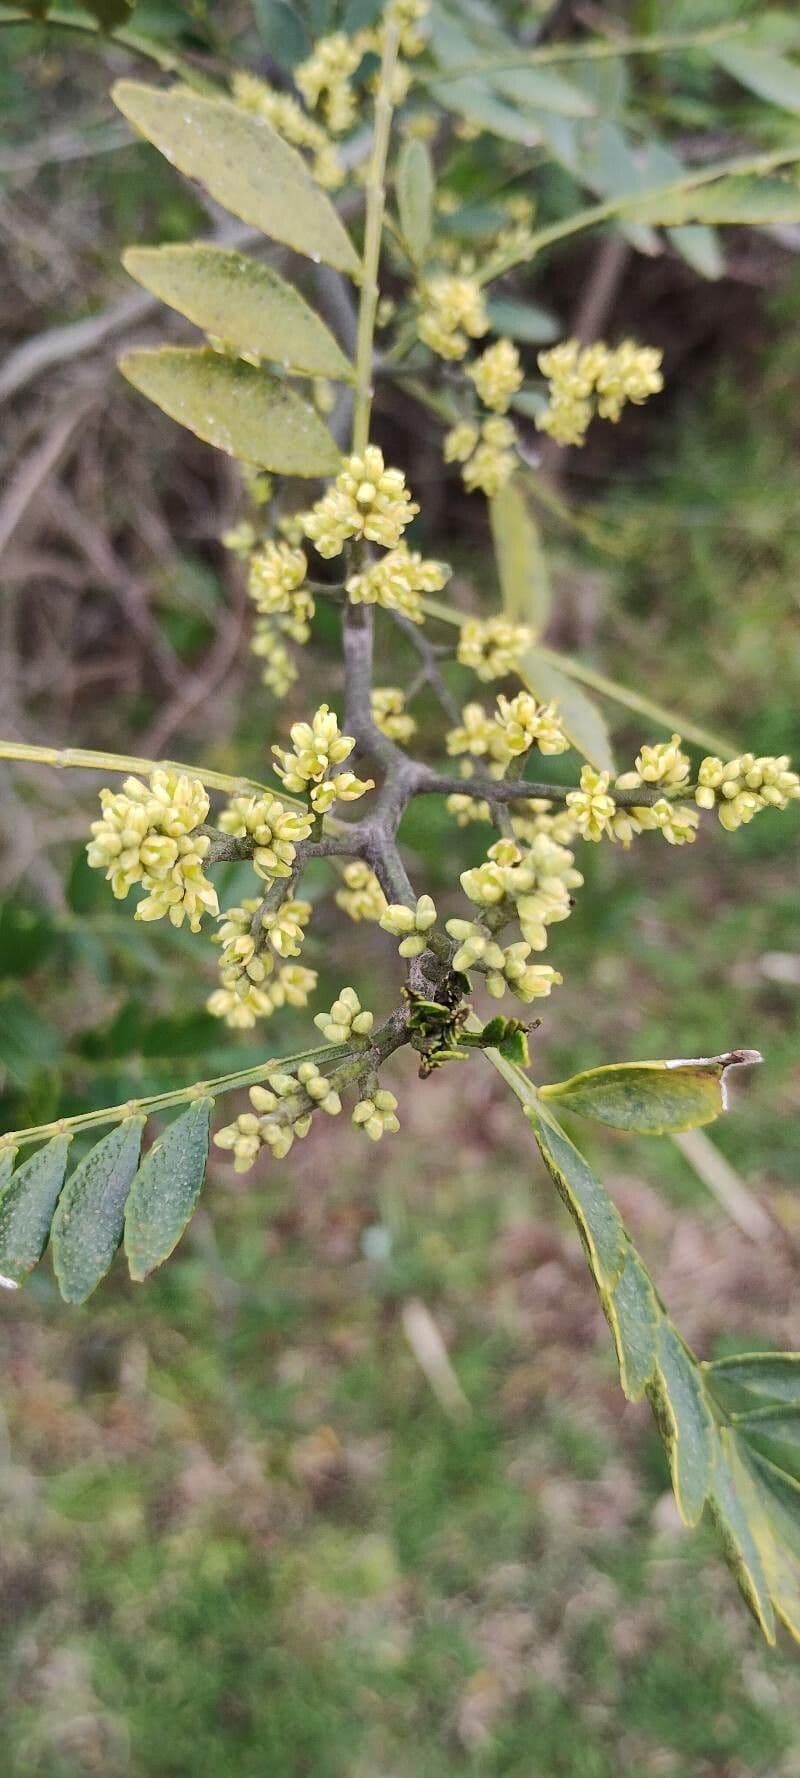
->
[124,1097,213,1281]
[123,246,353,381]
[120,347,341,475]
[51,1116,145,1304]
[0,1135,70,1284]
[112,82,360,275]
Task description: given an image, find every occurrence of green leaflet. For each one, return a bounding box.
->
[489,478,552,638]
[0,1147,17,1190]
[517,648,615,775]
[112,82,360,277]
[51,1116,145,1304]
[124,1097,213,1281]
[650,1321,714,1527]
[490,1056,800,1642]
[539,1050,762,1135]
[123,247,353,382]
[396,137,434,265]
[486,297,559,344]
[0,1136,70,1284]
[625,174,800,228]
[528,645,737,759]
[705,1352,800,1410]
[712,38,800,115]
[120,347,341,476]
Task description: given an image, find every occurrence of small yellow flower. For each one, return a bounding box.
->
[468,339,523,413]
[566,767,617,842]
[371,686,417,743]
[219,793,313,879]
[352,1090,400,1141]
[379,893,437,956]
[335,861,387,922]
[461,416,517,496]
[314,986,374,1043]
[417,274,489,360]
[457,616,532,682]
[346,544,449,624]
[302,447,418,558]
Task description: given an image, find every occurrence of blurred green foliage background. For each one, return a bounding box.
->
[1,2,799,1772]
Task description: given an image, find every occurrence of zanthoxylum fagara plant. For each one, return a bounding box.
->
[2,0,800,1649]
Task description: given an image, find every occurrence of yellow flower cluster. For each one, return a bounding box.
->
[218,793,313,879]
[346,543,449,624]
[231,72,342,189]
[445,918,561,1004]
[352,1089,400,1142]
[447,691,568,766]
[468,339,523,413]
[617,734,691,793]
[456,616,532,682]
[214,1066,341,1171]
[295,31,365,135]
[248,543,313,634]
[87,770,218,933]
[379,893,437,956]
[371,686,417,743]
[458,834,582,948]
[448,416,518,497]
[446,759,494,828]
[536,339,663,448]
[417,275,489,360]
[314,986,374,1043]
[250,626,298,698]
[511,798,578,847]
[695,752,800,831]
[207,898,317,1028]
[566,766,617,842]
[301,446,419,558]
[335,861,387,922]
[272,704,373,814]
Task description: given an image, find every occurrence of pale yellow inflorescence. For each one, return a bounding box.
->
[272,704,374,813]
[566,767,617,843]
[352,1089,400,1142]
[207,898,317,1028]
[695,752,800,831]
[251,627,298,697]
[446,691,568,767]
[417,274,489,360]
[346,544,449,625]
[218,793,313,880]
[456,616,533,682]
[335,861,387,922]
[371,686,417,743]
[468,339,523,413]
[295,30,365,134]
[314,985,374,1044]
[301,447,419,558]
[445,830,580,1005]
[214,1074,321,1172]
[379,894,437,957]
[461,417,518,497]
[537,339,663,448]
[87,770,218,933]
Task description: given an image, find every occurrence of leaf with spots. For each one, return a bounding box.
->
[120,348,341,475]
[124,1098,213,1282]
[0,1136,70,1285]
[51,1116,145,1304]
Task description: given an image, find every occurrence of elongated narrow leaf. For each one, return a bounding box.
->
[539,1050,762,1135]
[490,479,552,637]
[0,1146,17,1191]
[120,347,341,475]
[0,1135,70,1284]
[396,137,434,265]
[708,1434,776,1642]
[112,82,360,276]
[529,645,736,759]
[51,1116,145,1304]
[123,247,353,381]
[524,1098,627,1292]
[124,1097,212,1281]
[651,1322,715,1527]
[626,174,800,228]
[604,1247,660,1402]
[518,648,615,774]
[712,39,800,114]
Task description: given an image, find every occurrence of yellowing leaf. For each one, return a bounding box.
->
[124,1097,212,1281]
[123,246,353,381]
[650,1322,714,1527]
[539,1050,762,1135]
[120,347,341,475]
[112,82,360,276]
